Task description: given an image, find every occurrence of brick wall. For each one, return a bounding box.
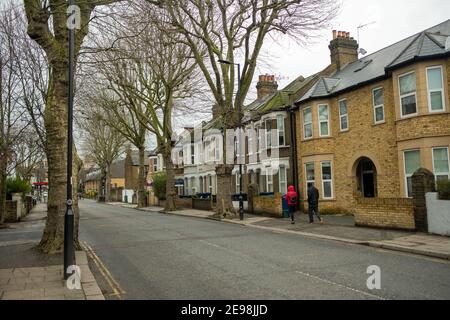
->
[354,197,415,230]
[253,193,282,217]
[159,197,193,209]
[5,200,18,223]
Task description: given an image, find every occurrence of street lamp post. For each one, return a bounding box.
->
[64,1,76,280]
[218,59,244,221]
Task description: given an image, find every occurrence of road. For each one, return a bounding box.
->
[79,200,450,300]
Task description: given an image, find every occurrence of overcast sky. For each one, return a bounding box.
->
[2,0,450,151]
[254,0,450,92]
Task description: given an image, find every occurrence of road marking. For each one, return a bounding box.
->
[294,270,386,300]
[81,241,125,299]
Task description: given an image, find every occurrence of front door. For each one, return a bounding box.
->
[357,157,377,198]
[362,172,375,198]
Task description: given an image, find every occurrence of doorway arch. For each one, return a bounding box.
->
[355,157,378,198]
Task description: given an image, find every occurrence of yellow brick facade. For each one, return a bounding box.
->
[295,58,450,214]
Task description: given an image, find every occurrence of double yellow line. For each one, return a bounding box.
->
[81,241,125,299]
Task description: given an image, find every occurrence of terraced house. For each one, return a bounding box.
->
[294,20,450,214]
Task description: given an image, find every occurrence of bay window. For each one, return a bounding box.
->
[404,150,421,197]
[277,115,285,146]
[279,166,287,194]
[433,147,450,183]
[266,167,273,193]
[427,66,445,112]
[265,119,272,149]
[305,163,315,189]
[321,161,333,199]
[318,104,330,137]
[303,107,312,139]
[399,71,417,117]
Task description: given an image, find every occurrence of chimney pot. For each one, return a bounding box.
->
[332,30,337,39]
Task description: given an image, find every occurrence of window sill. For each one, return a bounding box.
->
[301,137,333,142]
[396,111,450,122]
[373,121,386,126]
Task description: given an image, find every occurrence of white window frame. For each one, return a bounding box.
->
[403,149,421,198]
[277,115,285,146]
[303,107,313,140]
[255,124,261,154]
[265,119,272,149]
[432,147,450,182]
[372,87,385,124]
[279,166,287,194]
[398,71,418,118]
[338,99,349,131]
[318,104,330,137]
[247,126,254,155]
[266,167,273,193]
[305,162,315,190]
[236,173,240,194]
[214,137,221,161]
[426,66,446,113]
[321,161,333,200]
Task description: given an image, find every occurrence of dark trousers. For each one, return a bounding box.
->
[289,205,296,221]
[308,205,321,223]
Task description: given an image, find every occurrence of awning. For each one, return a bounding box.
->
[33,182,48,186]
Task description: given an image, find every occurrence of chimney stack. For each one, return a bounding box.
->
[329,30,359,70]
[256,74,278,100]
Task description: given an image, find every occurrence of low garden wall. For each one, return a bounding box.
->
[354,197,415,230]
[159,197,193,209]
[252,193,282,218]
[192,198,213,211]
[5,200,18,222]
[426,192,450,236]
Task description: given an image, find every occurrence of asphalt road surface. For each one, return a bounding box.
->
[78,200,450,300]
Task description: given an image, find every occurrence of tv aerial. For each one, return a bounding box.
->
[357,21,376,56]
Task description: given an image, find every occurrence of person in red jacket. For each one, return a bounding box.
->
[286,185,298,224]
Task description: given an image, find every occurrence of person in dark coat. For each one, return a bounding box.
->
[307,183,323,224]
[286,185,298,224]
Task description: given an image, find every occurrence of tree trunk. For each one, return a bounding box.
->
[162,145,176,212]
[38,67,79,254]
[98,167,106,203]
[137,147,146,208]
[0,151,7,225]
[105,163,112,202]
[215,164,236,218]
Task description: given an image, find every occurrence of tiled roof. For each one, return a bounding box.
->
[243,74,316,122]
[298,19,450,103]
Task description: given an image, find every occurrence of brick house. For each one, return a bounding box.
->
[233,74,317,197]
[293,20,450,214]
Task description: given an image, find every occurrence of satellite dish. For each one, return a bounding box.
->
[359,48,367,56]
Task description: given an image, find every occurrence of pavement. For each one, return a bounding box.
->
[79,200,450,299]
[132,204,450,261]
[0,203,105,300]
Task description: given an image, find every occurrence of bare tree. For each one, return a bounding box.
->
[20,0,167,252]
[0,5,35,224]
[83,3,201,210]
[153,0,340,216]
[79,109,125,202]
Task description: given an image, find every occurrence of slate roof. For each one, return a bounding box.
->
[298,19,450,103]
[242,74,316,122]
[110,160,125,179]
